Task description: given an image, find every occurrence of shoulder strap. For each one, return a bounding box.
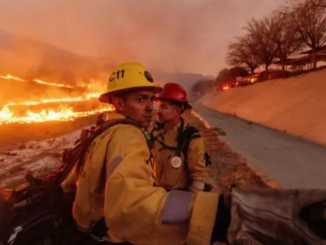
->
[100,118,154,166]
[94,118,141,139]
[180,126,211,168]
[174,123,200,189]
[64,118,149,183]
[176,118,186,156]
[179,125,201,158]
[150,121,164,134]
[96,112,106,127]
[100,119,154,166]
[150,121,178,151]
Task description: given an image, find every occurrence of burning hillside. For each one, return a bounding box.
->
[0,104,114,125]
[0,74,75,89]
[0,74,114,125]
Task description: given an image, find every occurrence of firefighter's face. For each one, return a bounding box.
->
[156,100,181,123]
[114,89,155,128]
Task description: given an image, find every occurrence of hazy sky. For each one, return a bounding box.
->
[0,0,284,75]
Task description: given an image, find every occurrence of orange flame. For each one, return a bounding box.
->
[222,85,230,90]
[0,74,74,89]
[4,93,101,107]
[0,105,115,125]
[0,74,114,125]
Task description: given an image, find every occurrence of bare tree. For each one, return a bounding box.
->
[269,11,303,71]
[245,17,278,79]
[229,66,249,78]
[283,0,326,68]
[307,0,326,8]
[226,35,261,74]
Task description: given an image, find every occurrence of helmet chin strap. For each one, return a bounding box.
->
[181,100,189,113]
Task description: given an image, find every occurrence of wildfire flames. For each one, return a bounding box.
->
[3,93,101,107]
[0,74,75,89]
[0,105,114,124]
[0,74,115,125]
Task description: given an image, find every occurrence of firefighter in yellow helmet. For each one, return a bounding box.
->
[61,62,326,245]
[62,62,229,245]
[151,83,211,193]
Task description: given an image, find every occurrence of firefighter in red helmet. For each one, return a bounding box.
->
[155,83,193,110]
[151,83,212,193]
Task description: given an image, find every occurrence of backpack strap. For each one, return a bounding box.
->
[151,118,200,159]
[178,125,212,192]
[96,112,106,127]
[99,118,154,165]
[150,121,164,134]
[63,118,152,242]
[178,125,200,180]
[176,118,186,157]
[150,121,178,152]
[67,118,150,181]
[179,125,201,158]
[179,125,211,167]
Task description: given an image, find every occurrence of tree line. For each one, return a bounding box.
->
[192,0,326,95]
[191,66,249,95]
[226,0,326,77]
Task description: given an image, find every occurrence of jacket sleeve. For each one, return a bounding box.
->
[61,165,77,194]
[103,126,219,245]
[187,136,208,192]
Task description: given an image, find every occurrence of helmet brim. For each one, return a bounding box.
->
[99,86,163,103]
[99,93,110,103]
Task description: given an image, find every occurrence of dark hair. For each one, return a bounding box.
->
[160,98,183,111]
[171,101,183,109]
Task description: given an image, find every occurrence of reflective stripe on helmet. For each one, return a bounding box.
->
[161,190,193,224]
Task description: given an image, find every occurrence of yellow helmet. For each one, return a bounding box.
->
[99,62,162,103]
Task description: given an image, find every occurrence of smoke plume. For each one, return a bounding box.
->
[0,0,285,76]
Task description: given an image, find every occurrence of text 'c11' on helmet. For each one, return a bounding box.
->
[155,83,192,110]
[99,62,163,103]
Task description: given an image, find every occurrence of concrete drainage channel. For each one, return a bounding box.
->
[187,109,268,244]
[191,108,279,190]
[193,103,326,189]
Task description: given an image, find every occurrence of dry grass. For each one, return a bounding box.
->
[0,114,98,147]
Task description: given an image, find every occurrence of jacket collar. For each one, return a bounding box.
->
[104,111,126,121]
[164,119,182,136]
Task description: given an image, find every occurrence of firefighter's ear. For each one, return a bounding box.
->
[175,105,182,115]
[111,96,124,112]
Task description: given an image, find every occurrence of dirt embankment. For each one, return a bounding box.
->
[201,68,326,146]
[183,110,267,245]
[183,111,268,192]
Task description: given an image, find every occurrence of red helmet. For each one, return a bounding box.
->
[155,83,192,109]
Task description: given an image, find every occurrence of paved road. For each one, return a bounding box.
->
[193,104,326,189]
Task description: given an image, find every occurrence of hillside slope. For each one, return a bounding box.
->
[0,30,208,92]
[201,68,326,146]
[0,30,111,85]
